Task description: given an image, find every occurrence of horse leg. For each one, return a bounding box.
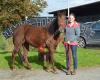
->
[38,53,44,61]
[43,54,47,69]
[12,45,21,70]
[45,41,56,72]
[44,52,53,72]
[22,43,31,69]
[49,46,58,73]
[45,47,56,73]
[43,52,51,69]
[50,50,56,72]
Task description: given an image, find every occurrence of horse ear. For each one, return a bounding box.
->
[57,11,66,16]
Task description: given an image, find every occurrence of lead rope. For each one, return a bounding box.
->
[66,19,72,73]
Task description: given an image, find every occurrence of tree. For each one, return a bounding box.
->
[0,0,47,31]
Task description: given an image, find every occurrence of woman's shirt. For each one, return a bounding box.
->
[64,21,80,45]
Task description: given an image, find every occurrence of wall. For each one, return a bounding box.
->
[77,14,100,23]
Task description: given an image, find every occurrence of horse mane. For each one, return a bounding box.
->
[28,18,59,36]
[47,18,59,35]
[14,17,58,33]
[14,17,59,35]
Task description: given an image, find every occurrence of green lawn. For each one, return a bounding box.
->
[0,43,100,69]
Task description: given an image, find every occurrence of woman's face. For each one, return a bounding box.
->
[68,15,75,23]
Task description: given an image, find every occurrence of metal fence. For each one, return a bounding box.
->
[2,16,100,39]
[2,17,55,39]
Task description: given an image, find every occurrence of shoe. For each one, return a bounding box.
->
[66,69,71,75]
[71,69,76,75]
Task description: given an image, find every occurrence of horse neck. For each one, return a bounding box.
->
[47,19,59,35]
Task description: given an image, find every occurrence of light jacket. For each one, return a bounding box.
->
[64,21,80,45]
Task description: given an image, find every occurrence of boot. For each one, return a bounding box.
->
[66,69,71,75]
[71,69,76,75]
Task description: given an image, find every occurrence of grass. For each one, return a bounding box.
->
[0,43,100,70]
[77,48,100,68]
[55,44,100,69]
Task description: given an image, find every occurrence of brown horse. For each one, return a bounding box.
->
[12,12,66,72]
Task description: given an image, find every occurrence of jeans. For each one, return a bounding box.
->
[65,45,77,70]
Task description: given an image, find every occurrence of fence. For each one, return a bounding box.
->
[2,17,55,39]
[2,16,100,39]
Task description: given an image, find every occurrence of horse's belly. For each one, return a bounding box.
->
[25,27,49,48]
[26,35,46,47]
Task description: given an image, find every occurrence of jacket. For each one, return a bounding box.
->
[64,21,80,45]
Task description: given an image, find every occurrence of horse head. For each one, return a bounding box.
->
[48,11,66,35]
[57,11,66,28]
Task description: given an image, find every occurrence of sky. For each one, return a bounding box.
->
[40,0,100,16]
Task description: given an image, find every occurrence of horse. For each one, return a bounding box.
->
[12,12,66,72]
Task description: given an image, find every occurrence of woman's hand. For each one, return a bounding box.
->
[67,41,70,44]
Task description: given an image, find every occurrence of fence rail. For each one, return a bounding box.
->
[2,17,55,39]
[2,16,100,39]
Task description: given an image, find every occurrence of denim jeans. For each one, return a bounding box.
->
[65,45,77,70]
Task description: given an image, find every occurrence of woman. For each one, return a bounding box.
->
[64,13,80,75]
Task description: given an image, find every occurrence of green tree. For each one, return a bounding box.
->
[0,0,47,31]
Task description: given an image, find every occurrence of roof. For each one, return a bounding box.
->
[49,0,100,16]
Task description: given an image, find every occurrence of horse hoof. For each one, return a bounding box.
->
[46,68,58,74]
[26,64,32,70]
[51,69,58,74]
[12,68,16,71]
[50,67,58,74]
[53,67,57,71]
[52,71,58,74]
[23,63,32,70]
[45,68,52,72]
[45,69,51,72]
[11,67,16,71]
[43,66,47,70]
[26,66,32,70]
[11,65,16,71]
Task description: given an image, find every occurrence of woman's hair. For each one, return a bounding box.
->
[69,13,76,18]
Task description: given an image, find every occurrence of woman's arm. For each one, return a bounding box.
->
[75,26,80,40]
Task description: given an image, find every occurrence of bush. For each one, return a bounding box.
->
[0,35,13,51]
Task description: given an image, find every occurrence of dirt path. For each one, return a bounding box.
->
[0,67,100,80]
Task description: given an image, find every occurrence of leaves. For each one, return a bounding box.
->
[0,0,47,31]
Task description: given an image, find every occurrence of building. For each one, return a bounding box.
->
[49,1,100,22]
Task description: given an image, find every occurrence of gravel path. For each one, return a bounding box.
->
[0,67,100,80]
